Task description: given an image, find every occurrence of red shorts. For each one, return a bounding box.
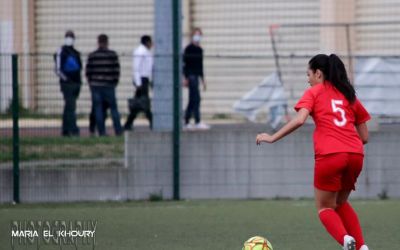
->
[314,153,364,192]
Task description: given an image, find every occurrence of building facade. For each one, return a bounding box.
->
[0,0,399,117]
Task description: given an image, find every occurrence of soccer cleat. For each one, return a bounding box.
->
[359,245,369,250]
[343,235,356,250]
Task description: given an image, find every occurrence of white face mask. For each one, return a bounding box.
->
[64,37,75,46]
[192,34,202,43]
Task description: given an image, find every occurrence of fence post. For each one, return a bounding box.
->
[172,0,181,200]
[12,54,20,204]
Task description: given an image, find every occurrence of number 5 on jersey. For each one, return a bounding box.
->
[331,99,347,127]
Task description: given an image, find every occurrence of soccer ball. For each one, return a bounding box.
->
[242,236,273,250]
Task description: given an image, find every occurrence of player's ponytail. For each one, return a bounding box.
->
[308,54,356,103]
[327,54,356,103]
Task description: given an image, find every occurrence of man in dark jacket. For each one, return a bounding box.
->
[183,27,209,130]
[55,30,82,136]
[86,34,122,136]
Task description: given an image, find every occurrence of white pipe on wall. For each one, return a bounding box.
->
[22,0,31,109]
[0,21,13,113]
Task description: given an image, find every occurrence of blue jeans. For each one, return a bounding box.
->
[61,83,80,136]
[184,75,201,124]
[90,86,122,136]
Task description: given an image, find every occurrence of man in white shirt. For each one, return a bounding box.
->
[124,35,153,130]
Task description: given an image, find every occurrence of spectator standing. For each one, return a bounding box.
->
[124,35,153,130]
[86,34,122,136]
[55,30,82,137]
[183,28,209,129]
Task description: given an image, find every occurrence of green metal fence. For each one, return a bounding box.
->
[2,1,400,203]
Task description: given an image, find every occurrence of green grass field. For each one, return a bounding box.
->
[1,199,399,249]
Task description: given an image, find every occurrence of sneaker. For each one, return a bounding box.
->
[194,122,210,130]
[343,235,356,250]
[359,245,369,250]
[183,123,195,130]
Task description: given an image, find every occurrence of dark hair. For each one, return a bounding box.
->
[308,54,356,103]
[141,35,152,45]
[65,30,75,38]
[191,27,202,36]
[98,34,108,45]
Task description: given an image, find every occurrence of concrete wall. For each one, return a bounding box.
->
[125,125,400,200]
[1,125,399,203]
[0,168,129,203]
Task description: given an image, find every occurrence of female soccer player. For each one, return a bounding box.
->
[256,54,370,250]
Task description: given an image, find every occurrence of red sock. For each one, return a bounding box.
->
[318,208,347,245]
[336,202,365,249]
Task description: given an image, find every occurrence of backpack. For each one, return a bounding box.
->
[62,54,80,72]
[53,48,81,73]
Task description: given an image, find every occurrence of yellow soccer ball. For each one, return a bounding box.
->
[242,236,273,250]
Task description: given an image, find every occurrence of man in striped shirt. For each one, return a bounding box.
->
[86,34,122,136]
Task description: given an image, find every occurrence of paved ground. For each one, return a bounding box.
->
[1,117,399,138]
[1,118,151,137]
[0,118,252,137]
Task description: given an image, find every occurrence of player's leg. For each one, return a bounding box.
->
[336,191,366,250]
[314,153,355,249]
[336,154,366,250]
[315,188,350,246]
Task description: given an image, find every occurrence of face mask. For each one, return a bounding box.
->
[64,37,74,46]
[192,34,202,43]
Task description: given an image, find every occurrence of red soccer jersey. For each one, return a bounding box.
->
[294,82,371,156]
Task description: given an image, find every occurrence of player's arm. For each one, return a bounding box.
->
[355,122,368,144]
[256,108,310,144]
